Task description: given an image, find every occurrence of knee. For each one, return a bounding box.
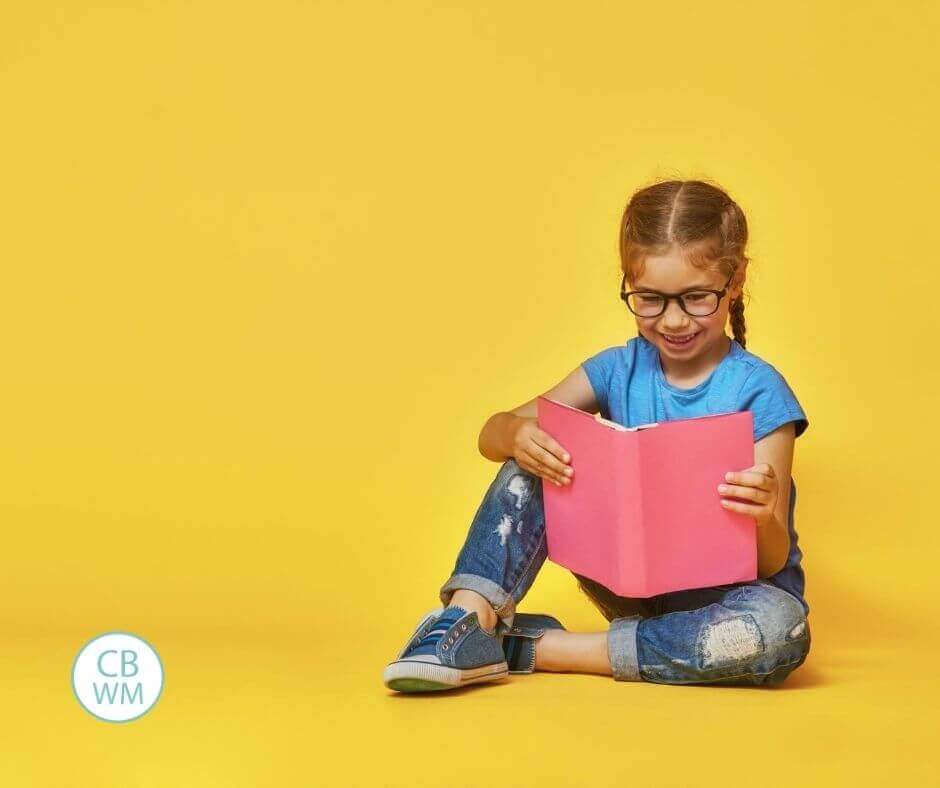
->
[499,457,534,483]
[495,459,541,510]
[748,586,812,667]
[694,586,810,682]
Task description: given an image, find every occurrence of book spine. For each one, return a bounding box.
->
[616,433,645,596]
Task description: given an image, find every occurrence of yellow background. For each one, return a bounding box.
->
[2,1,937,785]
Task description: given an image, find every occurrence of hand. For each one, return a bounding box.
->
[510,417,574,487]
[717,463,778,526]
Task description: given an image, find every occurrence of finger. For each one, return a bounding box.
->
[724,470,774,491]
[539,432,572,465]
[532,441,573,479]
[718,484,771,504]
[739,463,775,478]
[534,433,573,475]
[516,453,546,481]
[720,499,765,515]
[521,450,566,486]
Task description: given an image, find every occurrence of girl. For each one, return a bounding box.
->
[383,179,811,691]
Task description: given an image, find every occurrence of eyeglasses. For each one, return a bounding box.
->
[620,272,735,318]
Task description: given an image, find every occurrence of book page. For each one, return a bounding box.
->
[593,413,658,432]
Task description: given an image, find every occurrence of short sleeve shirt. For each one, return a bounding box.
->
[581,334,811,613]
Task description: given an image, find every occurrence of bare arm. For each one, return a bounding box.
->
[478,365,600,463]
[750,422,796,577]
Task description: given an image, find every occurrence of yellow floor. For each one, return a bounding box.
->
[5,573,936,788]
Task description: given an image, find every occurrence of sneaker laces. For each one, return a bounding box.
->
[409,606,468,654]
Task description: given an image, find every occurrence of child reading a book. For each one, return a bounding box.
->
[383,178,811,692]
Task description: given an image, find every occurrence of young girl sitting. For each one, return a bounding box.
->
[383,178,811,692]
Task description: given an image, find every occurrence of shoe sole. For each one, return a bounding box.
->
[383,659,510,692]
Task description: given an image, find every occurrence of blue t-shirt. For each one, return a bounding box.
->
[581,334,810,614]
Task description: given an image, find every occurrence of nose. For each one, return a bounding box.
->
[660,298,691,330]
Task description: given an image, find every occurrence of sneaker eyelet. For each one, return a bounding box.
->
[442,644,449,650]
[460,623,467,631]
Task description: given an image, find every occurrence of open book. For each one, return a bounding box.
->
[536,396,757,597]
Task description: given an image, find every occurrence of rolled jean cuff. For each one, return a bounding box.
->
[439,573,516,633]
[608,615,643,681]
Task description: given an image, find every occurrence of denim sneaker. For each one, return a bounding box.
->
[383,605,509,692]
[501,613,567,674]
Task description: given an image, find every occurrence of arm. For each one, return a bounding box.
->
[720,421,796,578]
[478,365,599,462]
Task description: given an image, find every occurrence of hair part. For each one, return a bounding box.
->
[619,179,750,348]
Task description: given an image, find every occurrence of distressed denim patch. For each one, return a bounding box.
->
[506,473,533,509]
[492,473,534,545]
[698,614,765,669]
[786,620,807,641]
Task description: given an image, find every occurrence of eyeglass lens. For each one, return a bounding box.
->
[626,291,719,317]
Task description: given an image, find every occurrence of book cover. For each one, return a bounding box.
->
[536,396,757,597]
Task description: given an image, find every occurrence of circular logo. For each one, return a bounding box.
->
[71,632,164,722]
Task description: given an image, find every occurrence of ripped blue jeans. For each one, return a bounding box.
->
[439,458,811,685]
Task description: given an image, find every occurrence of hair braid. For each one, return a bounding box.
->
[729,294,746,349]
[719,199,748,349]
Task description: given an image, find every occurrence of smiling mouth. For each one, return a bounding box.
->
[662,330,701,347]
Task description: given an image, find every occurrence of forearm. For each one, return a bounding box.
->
[756,513,790,578]
[478,412,524,462]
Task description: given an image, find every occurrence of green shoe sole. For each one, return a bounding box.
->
[383,660,509,692]
[385,677,452,692]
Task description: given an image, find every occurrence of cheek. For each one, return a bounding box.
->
[701,309,730,331]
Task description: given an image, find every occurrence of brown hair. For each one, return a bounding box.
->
[618,179,750,348]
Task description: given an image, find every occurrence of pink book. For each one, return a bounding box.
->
[536,396,757,597]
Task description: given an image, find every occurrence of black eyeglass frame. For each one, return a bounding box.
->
[619,271,736,318]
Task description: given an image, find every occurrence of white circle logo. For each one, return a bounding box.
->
[71,632,164,722]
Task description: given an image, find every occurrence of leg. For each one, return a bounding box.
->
[607,579,812,685]
[516,572,653,676]
[527,572,654,675]
[438,458,548,637]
